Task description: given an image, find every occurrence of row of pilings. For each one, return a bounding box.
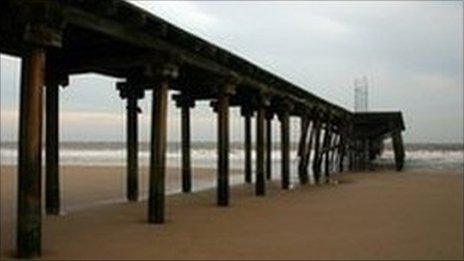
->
[11,23,386,261]
[15,48,381,258]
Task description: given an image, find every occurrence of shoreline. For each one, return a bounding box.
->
[1,166,463,259]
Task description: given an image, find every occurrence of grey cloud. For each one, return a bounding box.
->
[1,1,462,142]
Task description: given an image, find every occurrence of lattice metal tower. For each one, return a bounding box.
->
[354,76,369,112]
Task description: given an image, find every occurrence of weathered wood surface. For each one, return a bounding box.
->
[322,124,332,183]
[241,107,253,184]
[265,112,273,180]
[126,95,139,201]
[148,81,169,223]
[304,120,316,178]
[17,48,45,258]
[117,83,144,202]
[256,106,265,196]
[45,82,60,215]
[279,110,291,189]
[312,120,323,184]
[216,85,234,206]
[180,99,194,193]
[297,117,310,184]
[392,130,405,171]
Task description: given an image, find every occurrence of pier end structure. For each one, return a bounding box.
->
[351,112,406,171]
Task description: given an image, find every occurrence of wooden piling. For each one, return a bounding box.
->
[118,83,144,202]
[312,119,322,184]
[304,120,315,177]
[331,134,341,172]
[241,107,253,184]
[127,95,139,201]
[45,82,60,215]
[363,139,370,170]
[216,84,234,206]
[297,117,310,185]
[148,81,169,223]
[392,130,405,171]
[17,48,46,258]
[329,133,338,173]
[265,112,273,180]
[323,126,332,183]
[338,132,346,172]
[348,135,355,171]
[351,141,357,171]
[180,99,194,193]
[256,105,265,196]
[278,106,291,190]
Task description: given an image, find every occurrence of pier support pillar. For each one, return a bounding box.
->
[45,82,60,215]
[349,145,355,171]
[148,81,169,223]
[241,106,253,184]
[16,19,63,257]
[297,116,310,185]
[127,96,139,201]
[330,134,339,172]
[17,48,46,258]
[392,130,405,171]
[322,123,332,183]
[304,119,316,180]
[181,100,194,193]
[363,139,370,170]
[312,118,322,184]
[347,123,355,172]
[175,96,195,193]
[117,83,145,202]
[214,84,235,206]
[126,96,140,201]
[256,96,270,195]
[255,102,267,196]
[265,112,273,180]
[277,101,293,189]
[338,132,346,172]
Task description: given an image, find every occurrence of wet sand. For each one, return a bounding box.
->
[1,166,463,260]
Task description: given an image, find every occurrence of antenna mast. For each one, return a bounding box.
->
[354,76,369,112]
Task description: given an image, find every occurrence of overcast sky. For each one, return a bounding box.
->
[1,1,463,143]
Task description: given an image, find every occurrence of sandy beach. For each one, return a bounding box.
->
[1,166,463,260]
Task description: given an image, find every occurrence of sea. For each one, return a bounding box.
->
[1,141,463,173]
[0,141,462,212]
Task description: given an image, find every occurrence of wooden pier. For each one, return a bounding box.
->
[0,0,405,258]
